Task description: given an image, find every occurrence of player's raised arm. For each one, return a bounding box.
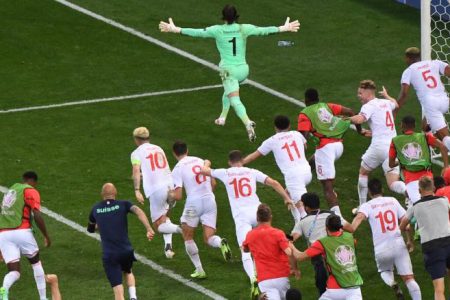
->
[379,86,399,109]
[397,83,410,110]
[242,151,262,165]
[242,17,300,37]
[130,205,155,241]
[159,18,218,38]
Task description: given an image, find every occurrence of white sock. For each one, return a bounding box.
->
[297,206,307,219]
[129,286,137,299]
[330,206,342,216]
[380,271,396,287]
[163,234,172,246]
[241,251,255,281]
[185,240,204,272]
[290,207,301,223]
[207,235,222,248]
[357,175,368,205]
[390,181,406,195]
[32,262,46,300]
[443,136,450,151]
[406,279,421,300]
[2,271,20,290]
[158,220,181,234]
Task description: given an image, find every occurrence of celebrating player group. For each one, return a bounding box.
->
[1,4,450,300]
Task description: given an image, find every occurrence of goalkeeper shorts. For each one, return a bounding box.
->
[220,64,249,95]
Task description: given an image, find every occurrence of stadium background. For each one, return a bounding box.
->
[0,0,445,299]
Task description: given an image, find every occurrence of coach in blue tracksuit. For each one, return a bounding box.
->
[87,183,155,300]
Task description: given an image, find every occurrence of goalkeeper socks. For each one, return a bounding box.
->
[3,271,20,290]
[32,262,47,300]
[219,93,231,119]
[230,96,250,125]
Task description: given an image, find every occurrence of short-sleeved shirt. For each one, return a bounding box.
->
[211,167,267,219]
[292,210,346,245]
[389,131,437,183]
[358,196,405,252]
[257,131,310,179]
[243,224,290,282]
[405,195,450,250]
[401,60,448,102]
[0,188,41,233]
[130,143,172,197]
[172,156,213,202]
[89,200,134,256]
[305,231,352,289]
[297,103,343,149]
[436,187,450,219]
[359,98,397,145]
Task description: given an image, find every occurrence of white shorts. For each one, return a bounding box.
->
[0,229,39,264]
[375,238,413,275]
[361,144,400,174]
[258,277,290,300]
[315,142,344,180]
[180,194,217,229]
[234,214,257,246]
[319,287,362,300]
[149,187,170,222]
[406,180,421,204]
[285,170,312,204]
[422,95,449,132]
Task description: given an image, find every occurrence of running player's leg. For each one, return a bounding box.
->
[0,232,21,297]
[235,221,255,281]
[103,255,125,300]
[395,240,421,300]
[375,247,404,298]
[424,99,450,149]
[286,170,312,222]
[405,180,421,206]
[21,230,46,300]
[215,91,231,126]
[383,160,406,197]
[124,272,136,300]
[120,251,137,299]
[28,254,47,300]
[358,146,382,206]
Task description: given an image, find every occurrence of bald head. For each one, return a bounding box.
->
[102,183,117,200]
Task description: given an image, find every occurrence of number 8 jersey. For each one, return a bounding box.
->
[358,196,406,252]
[130,143,172,198]
[211,167,268,220]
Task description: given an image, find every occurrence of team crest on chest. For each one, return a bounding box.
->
[2,189,17,210]
[401,142,422,161]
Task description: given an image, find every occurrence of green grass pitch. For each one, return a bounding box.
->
[0,0,442,299]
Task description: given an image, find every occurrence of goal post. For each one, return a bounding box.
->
[421,0,432,61]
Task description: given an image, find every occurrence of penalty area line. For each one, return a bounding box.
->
[39,206,228,300]
[0,84,222,114]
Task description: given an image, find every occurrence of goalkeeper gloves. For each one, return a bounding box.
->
[159,18,181,33]
[278,17,300,33]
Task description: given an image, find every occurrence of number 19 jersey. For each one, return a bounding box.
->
[358,196,406,252]
[130,143,172,198]
[211,167,268,220]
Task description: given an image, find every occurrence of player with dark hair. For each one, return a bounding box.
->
[291,214,363,299]
[0,172,51,300]
[87,183,155,300]
[389,115,448,205]
[298,88,357,216]
[171,140,232,279]
[201,150,293,299]
[350,178,421,299]
[243,115,312,224]
[159,5,300,142]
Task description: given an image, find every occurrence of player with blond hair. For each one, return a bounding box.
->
[159,5,299,142]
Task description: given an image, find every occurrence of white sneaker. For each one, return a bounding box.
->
[246,121,256,142]
[214,117,226,126]
[164,244,175,259]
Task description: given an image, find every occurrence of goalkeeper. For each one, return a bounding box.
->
[159,5,300,142]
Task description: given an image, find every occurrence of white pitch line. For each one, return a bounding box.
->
[40,207,227,300]
[0,84,222,114]
[53,0,305,108]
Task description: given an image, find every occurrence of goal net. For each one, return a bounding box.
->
[422,0,450,160]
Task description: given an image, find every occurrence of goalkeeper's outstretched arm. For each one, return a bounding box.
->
[244,17,300,37]
[159,18,215,38]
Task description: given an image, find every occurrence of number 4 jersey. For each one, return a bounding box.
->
[131,143,172,198]
[359,98,397,145]
[211,167,268,220]
[358,196,406,253]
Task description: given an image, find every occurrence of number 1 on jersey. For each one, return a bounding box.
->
[281,141,301,161]
[228,37,236,56]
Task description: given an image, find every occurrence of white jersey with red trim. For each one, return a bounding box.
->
[130,143,172,198]
[172,156,213,202]
[211,167,267,219]
[358,196,406,251]
[401,60,448,103]
[360,98,397,145]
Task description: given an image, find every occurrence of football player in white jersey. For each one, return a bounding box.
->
[171,141,232,279]
[349,80,406,209]
[201,150,293,299]
[350,178,421,300]
[243,115,312,223]
[130,127,181,259]
[391,47,450,148]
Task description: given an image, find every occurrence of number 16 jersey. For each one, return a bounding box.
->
[211,167,268,220]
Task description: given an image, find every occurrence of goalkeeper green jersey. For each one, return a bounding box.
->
[181,23,279,67]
